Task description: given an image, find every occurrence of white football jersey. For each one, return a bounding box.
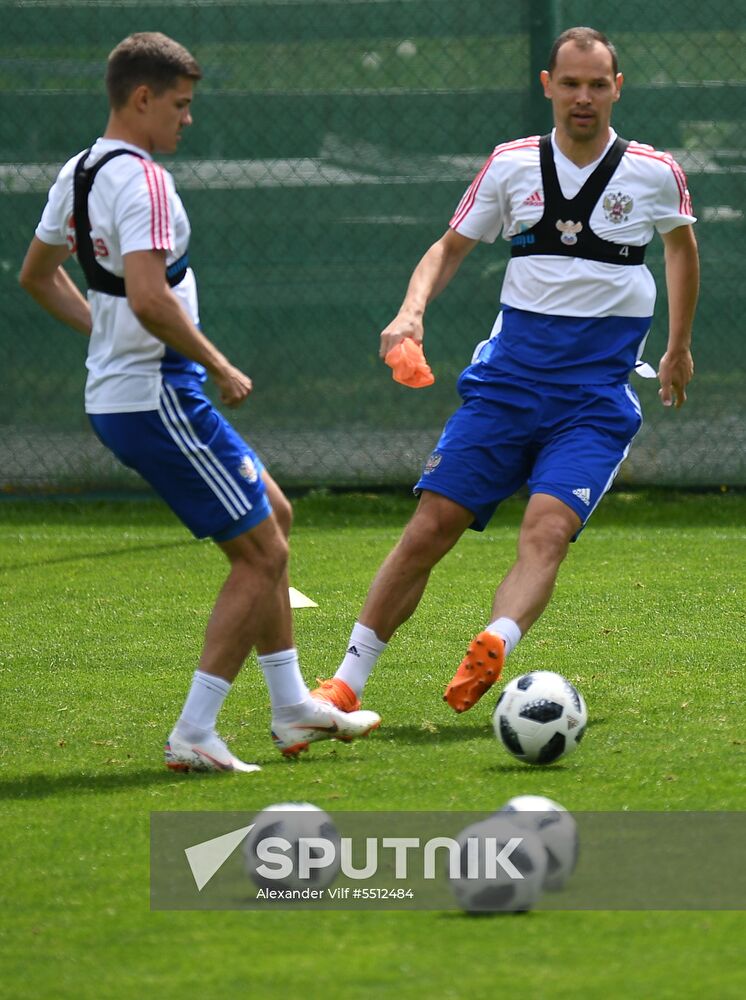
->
[451,129,694,319]
[449,129,695,382]
[36,137,202,413]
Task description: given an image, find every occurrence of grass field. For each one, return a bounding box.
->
[1,490,745,998]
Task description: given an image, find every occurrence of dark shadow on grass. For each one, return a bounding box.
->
[372,719,607,746]
[0,539,196,573]
[486,762,571,773]
[0,765,238,801]
[0,745,376,796]
[439,909,533,920]
[380,722,492,743]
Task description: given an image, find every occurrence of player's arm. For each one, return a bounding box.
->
[379,229,479,358]
[123,249,251,408]
[19,237,92,335]
[658,224,699,409]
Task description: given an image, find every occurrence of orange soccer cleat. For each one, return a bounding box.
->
[310,677,362,712]
[444,631,506,713]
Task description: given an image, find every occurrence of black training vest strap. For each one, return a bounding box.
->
[73,148,189,297]
[510,134,645,266]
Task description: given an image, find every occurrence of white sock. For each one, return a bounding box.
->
[335,622,387,697]
[486,616,522,656]
[176,670,232,741]
[257,648,309,712]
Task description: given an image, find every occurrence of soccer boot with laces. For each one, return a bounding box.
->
[271,699,380,757]
[165,729,261,774]
[444,631,505,713]
[310,677,362,712]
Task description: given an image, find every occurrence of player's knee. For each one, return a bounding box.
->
[250,539,288,588]
[400,499,468,564]
[520,513,574,565]
[230,526,289,584]
[264,533,290,582]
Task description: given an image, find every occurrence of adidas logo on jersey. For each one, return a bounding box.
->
[572,488,592,506]
[523,190,544,206]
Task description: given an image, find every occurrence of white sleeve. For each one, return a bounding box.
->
[114,161,176,256]
[653,155,696,234]
[449,154,506,244]
[35,169,72,246]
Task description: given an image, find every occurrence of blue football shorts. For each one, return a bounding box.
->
[415,368,643,533]
[89,382,272,542]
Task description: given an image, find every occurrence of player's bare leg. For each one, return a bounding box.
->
[312,491,473,709]
[200,515,291,680]
[165,515,289,772]
[489,493,581,631]
[261,469,293,540]
[199,468,297,676]
[358,491,474,640]
[445,493,581,712]
[167,507,380,770]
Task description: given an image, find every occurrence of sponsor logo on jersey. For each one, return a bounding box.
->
[66,211,109,257]
[603,191,634,224]
[423,452,442,474]
[238,455,258,483]
[65,213,77,253]
[523,189,544,206]
[556,220,583,246]
[511,232,536,248]
[572,487,592,506]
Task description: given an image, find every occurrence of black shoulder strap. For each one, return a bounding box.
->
[538,133,562,205]
[73,149,144,297]
[72,148,189,297]
[539,133,630,211]
[511,133,645,265]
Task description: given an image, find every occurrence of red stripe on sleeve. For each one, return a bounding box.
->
[626,145,693,216]
[450,137,540,230]
[141,160,158,247]
[154,163,172,248]
[141,160,173,250]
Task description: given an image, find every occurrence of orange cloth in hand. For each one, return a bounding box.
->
[384,339,435,388]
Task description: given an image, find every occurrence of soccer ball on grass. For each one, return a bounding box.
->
[448,815,548,914]
[499,794,579,891]
[242,802,340,893]
[493,671,587,765]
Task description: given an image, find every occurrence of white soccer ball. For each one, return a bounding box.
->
[396,39,418,59]
[448,815,547,914]
[242,802,340,892]
[493,671,587,764]
[499,795,579,891]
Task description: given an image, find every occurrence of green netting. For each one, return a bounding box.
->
[2,0,745,491]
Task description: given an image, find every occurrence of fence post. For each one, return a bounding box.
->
[528,0,559,133]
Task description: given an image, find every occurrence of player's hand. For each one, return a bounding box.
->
[213,364,253,408]
[658,349,694,409]
[379,311,424,359]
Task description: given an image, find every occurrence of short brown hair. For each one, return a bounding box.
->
[548,26,619,77]
[106,32,202,109]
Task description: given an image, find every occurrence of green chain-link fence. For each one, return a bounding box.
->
[2,0,745,491]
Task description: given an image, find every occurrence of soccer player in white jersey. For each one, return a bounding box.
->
[19,32,379,771]
[312,26,699,716]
